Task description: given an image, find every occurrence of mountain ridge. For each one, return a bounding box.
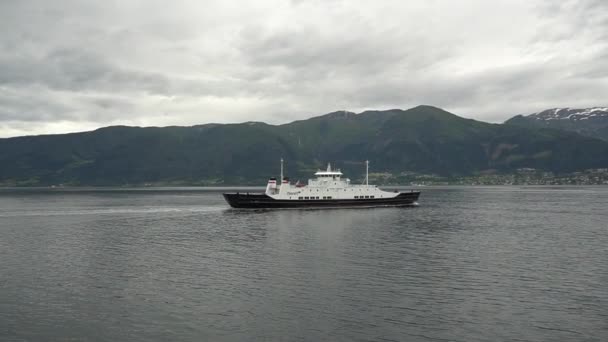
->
[0,105,450,139]
[2,105,608,186]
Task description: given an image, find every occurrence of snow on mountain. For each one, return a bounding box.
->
[529,107,608,121]
[505,106,608,142]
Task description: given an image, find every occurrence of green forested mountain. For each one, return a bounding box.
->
[2,105,608,186]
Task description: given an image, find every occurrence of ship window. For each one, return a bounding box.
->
[354,196,358,199]
[316,196,320,199]
[298,197,302,200]
[371,196,374,199]
[328,196,332,199]
[365,196,369,199]
[305,196,309,199]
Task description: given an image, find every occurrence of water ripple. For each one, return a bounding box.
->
[1,186,607,341]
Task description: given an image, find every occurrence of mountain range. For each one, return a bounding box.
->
[1,105,608,186]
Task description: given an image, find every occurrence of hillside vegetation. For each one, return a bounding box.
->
[2,105,608,186]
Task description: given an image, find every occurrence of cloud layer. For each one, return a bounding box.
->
[0,0,607,137]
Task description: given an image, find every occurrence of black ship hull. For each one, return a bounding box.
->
[223,191,421,209]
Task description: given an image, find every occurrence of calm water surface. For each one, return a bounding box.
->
[1,186,607,341]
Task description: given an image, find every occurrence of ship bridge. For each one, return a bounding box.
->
[314,163,343,179]
[308,163,350,188]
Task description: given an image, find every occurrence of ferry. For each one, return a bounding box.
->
[223,160,421,209]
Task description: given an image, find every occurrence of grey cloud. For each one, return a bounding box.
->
[533,0,608,42]
[237,25,449,80]
[0,43,265,99]
[0,87,73,122]
[0,86,137,123]
[0,48,171,95]
[234,22,455,111]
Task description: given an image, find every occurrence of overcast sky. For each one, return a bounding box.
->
[0,0,606,137]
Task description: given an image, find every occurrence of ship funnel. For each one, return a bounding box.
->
[266,177,277,194]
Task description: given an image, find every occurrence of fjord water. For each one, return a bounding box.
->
[1,187,607,341]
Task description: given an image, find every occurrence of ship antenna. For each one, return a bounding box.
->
[280,158,284,181]
[365,160,369,186]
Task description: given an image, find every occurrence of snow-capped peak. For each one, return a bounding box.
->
[529,107,608,121]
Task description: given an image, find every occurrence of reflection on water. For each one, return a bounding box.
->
[1,187,607,341]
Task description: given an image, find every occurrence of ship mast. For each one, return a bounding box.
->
[365,160,369,186]
[280,158,284,182]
